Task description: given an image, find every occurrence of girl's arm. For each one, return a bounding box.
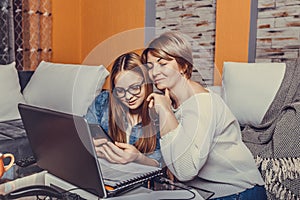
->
[85,90,109,132]
[98,141,160,167]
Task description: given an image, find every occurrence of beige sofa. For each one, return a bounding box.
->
[0,61,109,161]
[215,60,300,200]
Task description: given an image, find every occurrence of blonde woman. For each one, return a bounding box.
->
[142,31,266,199]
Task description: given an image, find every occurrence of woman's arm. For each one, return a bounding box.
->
[160,95,215,181]
[147,89,178,136]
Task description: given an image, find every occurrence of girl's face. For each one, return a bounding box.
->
[114,70,145,110]
[146,52,182,91]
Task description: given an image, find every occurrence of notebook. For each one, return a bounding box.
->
[18,103,163,198]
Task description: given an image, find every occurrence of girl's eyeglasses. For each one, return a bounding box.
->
[113,81,144,98]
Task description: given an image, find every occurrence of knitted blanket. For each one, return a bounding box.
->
[242,58,300,200]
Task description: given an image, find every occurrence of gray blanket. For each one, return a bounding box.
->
[242,58,300,200]
[0,119,32,161]
[0,119,26,140]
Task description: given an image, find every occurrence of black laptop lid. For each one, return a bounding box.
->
[18,103,107,198]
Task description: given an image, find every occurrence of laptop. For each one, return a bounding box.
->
[18,103,159,198]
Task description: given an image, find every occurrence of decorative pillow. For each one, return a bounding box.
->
[222,62,286,126]
[0,62,25,121]
[23,61,109,116]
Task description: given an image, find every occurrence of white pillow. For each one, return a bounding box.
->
[23,61,109,116]
[222,62,286,126]
[207,85,223,97]
[0,62,25,121]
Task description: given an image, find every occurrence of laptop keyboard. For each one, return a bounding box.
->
[16,155,37,167]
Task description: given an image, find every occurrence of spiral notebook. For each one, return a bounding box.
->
[18,103,163,198]
[99,158,162,190]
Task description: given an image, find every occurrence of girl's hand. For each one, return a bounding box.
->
[93,138,108,147]
[93,138,109,158]
[98,141,141,164]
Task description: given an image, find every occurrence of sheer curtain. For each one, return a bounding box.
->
[0,0,52,70]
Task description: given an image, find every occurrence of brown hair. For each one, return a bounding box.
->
[109,52,157,153]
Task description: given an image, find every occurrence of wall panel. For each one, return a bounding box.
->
[52,0,145,65]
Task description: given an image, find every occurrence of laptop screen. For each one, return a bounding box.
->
[18,103,107,198]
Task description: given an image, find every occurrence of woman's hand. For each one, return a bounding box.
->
[96,141,141,164]
[147,88,179,137]
[147,88,172,115]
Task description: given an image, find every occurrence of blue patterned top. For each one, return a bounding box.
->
[85,90,162,165]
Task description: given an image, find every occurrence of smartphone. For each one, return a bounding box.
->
[88,124,114,142]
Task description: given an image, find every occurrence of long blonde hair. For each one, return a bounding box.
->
[109,52,157,153]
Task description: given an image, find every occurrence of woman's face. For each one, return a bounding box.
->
[146,52,182,91]
[114,70,145,110]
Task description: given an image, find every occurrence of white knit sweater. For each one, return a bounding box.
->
[160,91,264,198]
